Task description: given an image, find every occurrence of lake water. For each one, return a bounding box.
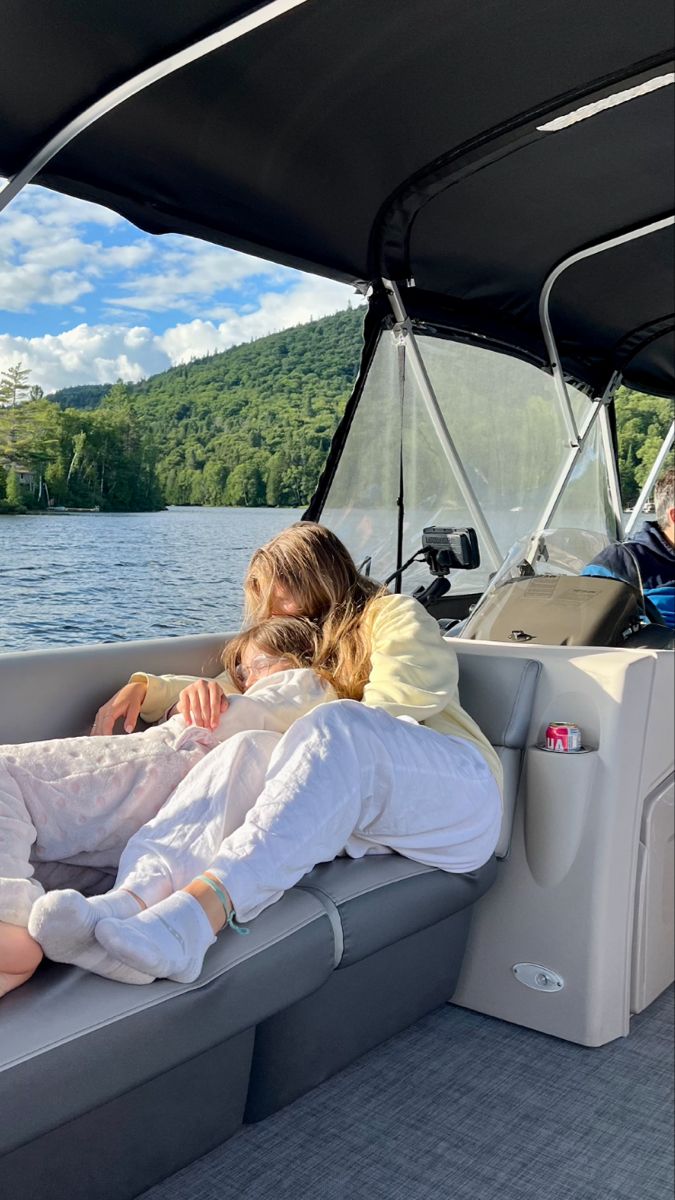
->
[0,507,302,653]
[0,504,643,654]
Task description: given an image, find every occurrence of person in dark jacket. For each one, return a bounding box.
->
[583,467,675,627]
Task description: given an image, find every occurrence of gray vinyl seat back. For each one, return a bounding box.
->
[452,648,540,857]
[0,634,228,744]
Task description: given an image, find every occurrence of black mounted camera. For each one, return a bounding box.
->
[385,525,480,610]
[421,526,480,576]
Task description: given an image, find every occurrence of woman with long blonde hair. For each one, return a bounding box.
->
[28,524,502,986]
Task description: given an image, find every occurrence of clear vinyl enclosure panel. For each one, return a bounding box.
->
[321,330,617,594]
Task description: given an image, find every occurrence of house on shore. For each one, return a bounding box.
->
[1,461,37,492]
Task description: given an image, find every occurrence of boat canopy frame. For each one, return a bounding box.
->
[308,210,674,572]
[1,1,673,400]
[1,0,673,563]
[0,1,313,216]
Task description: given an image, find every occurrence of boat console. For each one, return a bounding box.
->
[459,528,674,649]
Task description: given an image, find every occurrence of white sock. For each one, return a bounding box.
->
[96,891,217,984]
[28,888,142,962]
[64,941,155,986]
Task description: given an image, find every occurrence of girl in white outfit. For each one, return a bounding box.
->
[0,617,334,994]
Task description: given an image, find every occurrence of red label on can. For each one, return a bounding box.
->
[545,722,582,752]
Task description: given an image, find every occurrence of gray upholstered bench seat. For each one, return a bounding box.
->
[0,637,539,1199]
[0,889,335,1200]
[297,854,497,967]
[245,854,496,1120]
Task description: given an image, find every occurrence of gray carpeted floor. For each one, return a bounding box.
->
[141,987,674,1200]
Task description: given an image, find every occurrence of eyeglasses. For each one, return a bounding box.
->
[235,654,286,685]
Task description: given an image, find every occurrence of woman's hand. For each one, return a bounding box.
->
[177,680,229,729]
[90,681,148,736]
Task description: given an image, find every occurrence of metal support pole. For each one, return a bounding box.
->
[597,375,624,537]
[538,215,675,449]
[0,0,310,215]
[383,279,503,571]
[624,420,675,537]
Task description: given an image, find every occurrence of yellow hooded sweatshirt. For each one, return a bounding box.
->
[131,593,502,788]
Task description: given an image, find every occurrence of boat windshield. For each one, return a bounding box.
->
[462,523,657,634]
[321,331,617,593]
[479,526,616,590]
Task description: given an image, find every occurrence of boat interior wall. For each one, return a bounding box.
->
[456,655,541,858]
[451,639,674,1046]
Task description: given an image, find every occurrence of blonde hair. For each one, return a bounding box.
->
[243,522,386,700]
[222,616,326,694]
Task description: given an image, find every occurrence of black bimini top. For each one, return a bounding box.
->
[1,0,674,396]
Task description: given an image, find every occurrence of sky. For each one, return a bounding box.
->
[0,181,357,394]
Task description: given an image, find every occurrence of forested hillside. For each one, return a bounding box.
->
[1,305,671,514]
[614,386,674,504]
[47,306,364,508]
[130,305,363,506]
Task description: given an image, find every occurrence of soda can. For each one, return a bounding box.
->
[545,722,582,752]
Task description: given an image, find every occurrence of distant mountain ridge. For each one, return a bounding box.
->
[48,382,112,409]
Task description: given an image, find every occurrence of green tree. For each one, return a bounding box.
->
[5,469,23,506]
[0,362,31,408]
[224,462,266,506]
[615,386,674,504]
[35,307,670,515]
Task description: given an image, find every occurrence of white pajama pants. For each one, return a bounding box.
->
[0,670,331,926]
[116,701,503,924]
[0,717,219,924]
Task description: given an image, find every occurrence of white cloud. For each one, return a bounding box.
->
[1,182,303,319]
[0,276,360,392]
[161,276,357,362]
[22,236,95,271]
[99,243,154,271]
[1,180,360,391]
[108,240,287,313]
[0,265,94,312]
[0,324,167,390]
[0,193,131,312]
[15,187,122,230]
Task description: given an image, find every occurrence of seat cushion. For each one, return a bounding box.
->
[456,652,540,750]
[0,888,334,1158]
[296,854,496,968]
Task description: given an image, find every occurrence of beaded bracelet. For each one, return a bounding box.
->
[197,874,249,936]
